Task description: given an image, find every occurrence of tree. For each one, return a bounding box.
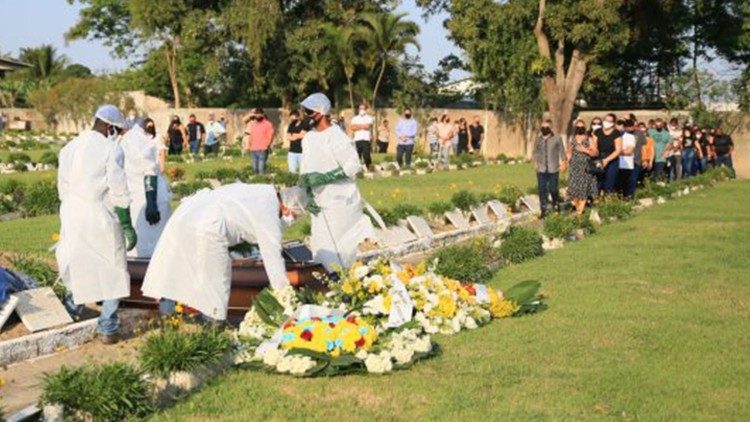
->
[358,11,420,110]
[18,45,69,79]
[322,24,360,111]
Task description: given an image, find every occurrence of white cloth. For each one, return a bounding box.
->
[56,130,131,305]
[351,114,373,141]
[120,126,172,257]
[300,126,374,271]
[619,132,636,170]
[205,120,226,145]
[141,183,290,320]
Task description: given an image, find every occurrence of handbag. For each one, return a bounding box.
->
[587,158,605,174]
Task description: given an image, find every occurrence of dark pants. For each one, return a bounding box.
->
[377,141,389,153]
[716,154,733,171]
[622,165,641,199]
[396,144,414,168]
[189,140,201,154]
[355,140,372,167]
[536,172,560,215]
[204,143,219,155]
[682,149,696,178]
[168,144,183,155]
[653,162,667,181]
[598,160,619,193]
[457,139,469,155]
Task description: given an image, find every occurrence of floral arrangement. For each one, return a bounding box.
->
[235,258,543,377]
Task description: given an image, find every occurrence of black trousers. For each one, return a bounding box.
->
[396,144,414,167]
[537,172,560,214]
[355,140,372,167]
[377,141,389,153]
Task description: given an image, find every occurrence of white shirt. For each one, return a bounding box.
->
[351,114,373,141]
[619,132,636,170]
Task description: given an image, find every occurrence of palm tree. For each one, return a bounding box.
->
[322,24,359,112]
[19,44,68,79]
[359,12,420,110]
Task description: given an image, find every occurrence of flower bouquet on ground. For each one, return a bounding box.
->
[234,259,544,376]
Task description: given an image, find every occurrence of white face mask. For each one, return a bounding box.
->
[592,124,602,131]
[280,213,295,229]
[603,121,615,129]
[359,109,366,116]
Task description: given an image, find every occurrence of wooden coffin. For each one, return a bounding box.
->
[124,258,327,316]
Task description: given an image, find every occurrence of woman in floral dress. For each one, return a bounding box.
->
[567,119,599,215]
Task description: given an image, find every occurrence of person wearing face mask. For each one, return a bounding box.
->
[55,105,135,345]
[680,127,699,178]
[350,104,374,169]
[120,116,172,258]
[617,119,638,198]
[594,113,623,193]
[590,118,603,133]
[566,119,598,216]
[247,108,275,175]
[286,110,308,173]
[165,115,188,155]
[395,107,418,167]
[532,119,567,218]
[142,184,305,321]
[298,93,375,272]
[697,129,710,173]
[648,118,672,181]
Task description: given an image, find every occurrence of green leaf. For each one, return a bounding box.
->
[504,280,541,306]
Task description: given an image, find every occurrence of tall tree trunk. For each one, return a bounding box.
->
[372,59,387,110]
[534,0,587,138]
[165,40,181,108]
[692,33,702,107]
[346,73,355,112]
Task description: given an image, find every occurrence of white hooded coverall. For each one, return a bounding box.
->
[120,125,172,257]
[56,130,131,304]
[300,125,374,271]
[141,183,290,320]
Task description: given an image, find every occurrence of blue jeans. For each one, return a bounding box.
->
[189,140,200,154]
[287,152,302,173]
[536,172,560,214]
[682,150,695,178]
[625,165,641,199]
[396,144,414,168]
[599,160,620,193]
[252,150,267,174]
[653,161,667,181]
[97,299,120,335]
[159,298,176,316]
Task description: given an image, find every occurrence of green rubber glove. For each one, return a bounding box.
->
[115,207,137,251]
[302,167,347,189]
[144,176,161,225]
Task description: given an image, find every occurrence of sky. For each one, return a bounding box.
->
[0,0,469,80]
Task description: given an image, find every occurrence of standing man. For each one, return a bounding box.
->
[469,115,484,153]
[120,117,171,257]
[594,113,623,193]
[532,119,567,218]
[713,127,734,173]
[395,107,418,168]
[648,118,671,181]
[142,184,306,321]
[248,108,275,175]
[350,103,374,169]
[299,93,375,272]
[286,110,308,173]
[56,105,136,345]
[204,112,226,155]
[186,114,206,155]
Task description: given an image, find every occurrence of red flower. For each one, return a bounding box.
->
[346,316,357,324]
[355,337,365,348]
[463,284,477,295]
[301,330,313,341]
[329,322,336,328]
[311,317,321,321]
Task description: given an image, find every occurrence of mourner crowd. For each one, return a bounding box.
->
[532,114,736,218]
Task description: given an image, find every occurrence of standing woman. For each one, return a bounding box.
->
[377,119,390,153]
[145,118,167,173]
[456,118,470,155]
[665,133,683,181]
[566,119,598,215]
[593,113,623,193]
[436,114,455,167]
[165,115,188,155]
[680,127,698,178]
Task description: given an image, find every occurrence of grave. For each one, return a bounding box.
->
[406,216,434,239]
[374,228,402,248]
[12,288,73,332]
[521,195,541,214]
[444,210,471,230]
[391,226,418,244]
[0,295,19,330]
[470,206,492,226]
[487,200,511,221]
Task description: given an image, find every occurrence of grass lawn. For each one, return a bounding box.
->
[0,163,536,256]
[152,180,750,421]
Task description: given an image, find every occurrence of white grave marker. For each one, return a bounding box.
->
[13,288,73,332]
[521,195,541,213]
[406,216,434,239]
[0,295,19,331]
[487,200,511,221]
[445,210,471,230]
[470,206,492,226]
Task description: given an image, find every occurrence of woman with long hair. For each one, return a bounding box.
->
[566,119,599,215]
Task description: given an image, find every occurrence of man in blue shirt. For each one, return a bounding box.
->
[395,107,418,168]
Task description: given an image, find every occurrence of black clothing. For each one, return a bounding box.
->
[714,135,734,156]
[594,128,619,159]
[186,122,205,143]
[457,127,469,154]
[469,124,484,150]
[287,119,308,153]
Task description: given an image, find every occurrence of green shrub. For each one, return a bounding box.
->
[478,192,495,203]
[430,243,495,284]
[0,178,25,202]
[372,207,399,226]
[426,201,453,216]
[172,180,211,198]
[222,147,242,157]
[543,213,578,239]
[414,160,430,169]
[300,218,312,236]
[576,211,596,235]
[213,168,241,181]
[596,195,633,221]
[496,185,523,208]
[139,327,232,378]
[40,363,154,421]
[451,190,479,211]
[5,152,32,164]
[9,255,66,300]
[391,203,423,220]
[21,180,59,216]
[449,154,473,167]
[500,226,544,264]
[39,151,59,167]
[166,154,185,163]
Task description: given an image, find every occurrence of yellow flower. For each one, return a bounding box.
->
[489,299,519,318]
[51,232,60,241]
[342,280,355,295]
[383,294,392,312]
[175,303,185,314]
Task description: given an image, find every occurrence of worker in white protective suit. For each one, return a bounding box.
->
[120,117,172,257]
[56,104,137,345]
[141,183,308,321]
[298,93,375,272]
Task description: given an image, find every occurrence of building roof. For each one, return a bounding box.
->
[0,57,31,72]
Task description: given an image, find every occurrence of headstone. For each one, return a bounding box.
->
[470,206,492,226]
[521,195,541,213]
[207,178,222,189]
[0,295,19,330]
[487,200,511,221]
[391,226,418,244]
[13,288,73,332]
[406,216,434,239]
[374,228,402,248]
[444,210,471,230]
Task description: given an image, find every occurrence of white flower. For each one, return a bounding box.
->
[354,265,370,280]
[413,336,432,353]
[465,317,478,330]
[262,347,286,367]
[364,353,393,374]
[288,356,316,375]
[355,350,369,360]
[393,347,415,365]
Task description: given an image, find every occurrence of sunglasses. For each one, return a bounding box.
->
[304,108,315,116]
